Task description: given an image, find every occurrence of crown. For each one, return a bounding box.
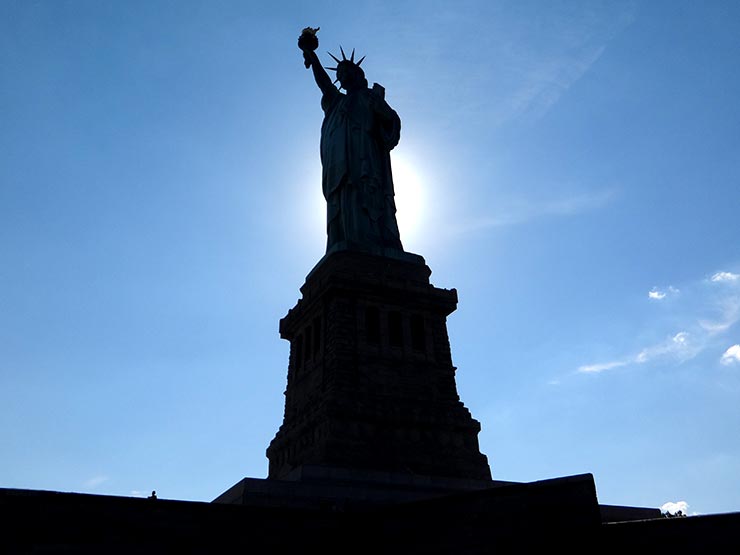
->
[325,46,366,84]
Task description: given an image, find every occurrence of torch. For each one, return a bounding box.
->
[298,27,320,68]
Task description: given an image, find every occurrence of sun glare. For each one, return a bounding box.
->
[290,159,326,255]
[295,154,426,252]
[391,154,425,245]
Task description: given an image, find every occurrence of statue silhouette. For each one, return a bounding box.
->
[299,28,404,255]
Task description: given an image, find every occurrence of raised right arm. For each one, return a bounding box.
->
[303,50,336,97]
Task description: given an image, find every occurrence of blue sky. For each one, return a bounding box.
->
[2,1,739,515]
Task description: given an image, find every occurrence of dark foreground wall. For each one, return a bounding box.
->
[602,511,740,551]
[0,487,332,554]
[1,482,738,554]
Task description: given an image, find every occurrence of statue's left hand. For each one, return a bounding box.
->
[371,83,385,100]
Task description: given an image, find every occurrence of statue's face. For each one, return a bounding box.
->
[337,64,362,91]
[336,66,347,85]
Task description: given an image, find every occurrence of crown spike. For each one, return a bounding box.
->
[356,55,365,66]
[350,48,355,62]
[325,66,337,71]
[328,51,341,64]
[340,45,347,60]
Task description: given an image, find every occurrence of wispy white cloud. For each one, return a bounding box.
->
[506,45,608,123]
[580,331,699,374]
[699,296,740,334]
[700,320,735,334]
[458,189,616,233]
[648,286,679,300]
[710,271,739,283]
[579,266,740,375]
[578,360,628,374]
[720,345,740,366]
[635,331,700,364]
[396,3,637,129]
[83,475,109,489]
[661,500,689,515]
[538,189,617,217]
[496,6,636,125]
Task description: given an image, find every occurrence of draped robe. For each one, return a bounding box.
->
[320,85,404,254]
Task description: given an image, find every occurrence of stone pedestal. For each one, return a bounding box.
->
[266,250,491,481]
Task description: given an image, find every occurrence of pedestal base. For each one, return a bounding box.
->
[215,464,511,510]
[266,250,491,481]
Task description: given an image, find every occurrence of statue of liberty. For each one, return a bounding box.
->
[298,28,404,255]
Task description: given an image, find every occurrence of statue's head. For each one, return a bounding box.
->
[326,47,368,91]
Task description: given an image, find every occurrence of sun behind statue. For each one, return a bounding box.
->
[298,28,405,256]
